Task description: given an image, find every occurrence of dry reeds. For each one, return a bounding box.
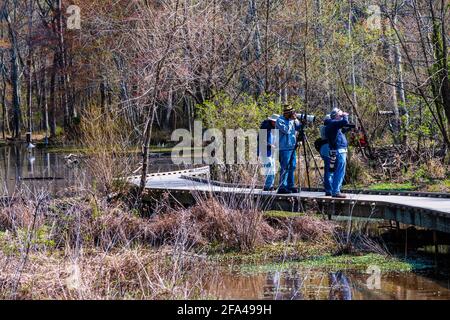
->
[79,104,138,196]
[150,198,279,252]
[0,192,215,300]
[0,247,212,300]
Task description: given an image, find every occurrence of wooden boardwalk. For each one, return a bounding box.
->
[127,167,450,233]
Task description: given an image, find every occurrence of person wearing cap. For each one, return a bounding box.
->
[275,105,303,194]
[320,114,333,196]
[258,114,279,191]
[325,108,350,198]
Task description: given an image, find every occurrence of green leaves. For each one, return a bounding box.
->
[196,92,302,130]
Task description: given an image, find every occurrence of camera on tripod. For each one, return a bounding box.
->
[296,113,316,124]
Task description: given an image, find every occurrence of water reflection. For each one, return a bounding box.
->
[329,272,352,300]
[0,145,80,196]
[0,145,197,196]
[209,268,450,300]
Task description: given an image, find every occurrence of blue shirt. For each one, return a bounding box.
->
[258,119,275,157]
[276,116,302,151]
[325,115,349,150]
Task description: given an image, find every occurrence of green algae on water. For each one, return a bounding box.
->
[237,253,433,275]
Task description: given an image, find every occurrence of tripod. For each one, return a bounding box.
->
[278,124,324,192]
[297,126,323,189]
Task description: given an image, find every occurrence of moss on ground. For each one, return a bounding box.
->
[209,236,434,276]
[264,211,306,219]
[210,241,337,264]
[237,253,433,275]
[368,182,417,191]
[356,179,450,193]
[263,211,327,220]
[426,179,450,193]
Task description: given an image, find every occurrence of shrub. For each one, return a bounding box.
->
[196,92,297,130]
[149,198,279,252]
[79,104,137,195]
[424,159,446,180]
[345,153,373,185]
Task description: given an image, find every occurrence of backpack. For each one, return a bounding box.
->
[314,138,328,153]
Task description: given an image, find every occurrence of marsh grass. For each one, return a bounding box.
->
[79,105,138,196]
[0,157,397,300]
[0,246,214,299]
[0,185,218,300]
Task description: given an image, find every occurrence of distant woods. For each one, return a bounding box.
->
[0,0,449,155]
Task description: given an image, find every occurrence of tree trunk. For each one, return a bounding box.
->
[10,44,21,139]
[348,0,358,125]
[163,87,174,130]
[57,0,70,130]
[264,0,270,93]
[26,0,34,144]
[49,54,57,138]
[393,39,408,143]
[42,68,49,144]
[1,79,7,140]
[0,16,7,139]
[381,10,401,143]
[314,0,335,110]
[437,0,450,134]
[429,0,450,146]
[100,79,107,113]
[5,8,22,139]
[249,0,263,96]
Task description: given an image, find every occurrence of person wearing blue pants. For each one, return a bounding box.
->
[258,114,279,191]
[276,105,303,194]
[325,108,351,198]
[319,115,333,196]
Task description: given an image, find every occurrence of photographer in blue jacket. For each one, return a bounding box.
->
[325,108,351,198]
[319,114,333,196]
[276,105,303,194]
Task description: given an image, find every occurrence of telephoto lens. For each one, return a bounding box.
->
[298,113,316,124]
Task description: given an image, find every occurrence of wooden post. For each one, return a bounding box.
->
[26,132,31,144]
[328,202,334,220]
[433,231,438,267]
[396,221,400,239]
[404,227,408,259]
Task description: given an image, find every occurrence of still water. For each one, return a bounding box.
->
[0,144,80,195]
[0,145,190,196]
[209,268,450,300]
[206,219,450,299]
